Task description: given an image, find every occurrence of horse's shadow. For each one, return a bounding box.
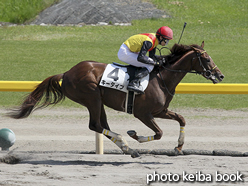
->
[20,159,173,166]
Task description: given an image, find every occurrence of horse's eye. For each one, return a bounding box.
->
[207,58,210,62]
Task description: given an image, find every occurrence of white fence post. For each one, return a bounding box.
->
[95,132,103,154]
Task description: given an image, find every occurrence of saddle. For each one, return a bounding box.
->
[113,62,138,81]
[99,63,150,114]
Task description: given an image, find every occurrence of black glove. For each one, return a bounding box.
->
[154,59,163,67]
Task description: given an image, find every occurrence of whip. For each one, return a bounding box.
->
[178,22,187,44]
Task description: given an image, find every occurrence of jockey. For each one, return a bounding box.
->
[118,26,173,94]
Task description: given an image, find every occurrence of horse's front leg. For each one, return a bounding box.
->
[127,113,163,143]
[154,109,186,155]
[127,130,156,143]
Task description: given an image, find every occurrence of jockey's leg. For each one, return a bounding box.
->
[118,44,154,72]
[127,67,149,94]
[118,43,153,94]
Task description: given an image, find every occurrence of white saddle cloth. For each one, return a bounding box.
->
[99,63,149,93]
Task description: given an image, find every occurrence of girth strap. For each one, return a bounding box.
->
[125,91,135,114]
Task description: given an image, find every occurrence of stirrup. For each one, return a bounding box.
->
[127,85,144,94]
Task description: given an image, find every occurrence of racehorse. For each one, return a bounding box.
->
[8,41,224,158]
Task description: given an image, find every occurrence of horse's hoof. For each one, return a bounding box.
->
[174,147,184,156]
[123,146,140,158]
[131,151,140,158]
[127,130,137,137]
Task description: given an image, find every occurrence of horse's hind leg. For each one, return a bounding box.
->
[64,78,139,157]
[154,109,186,155]
[92,104,140,158]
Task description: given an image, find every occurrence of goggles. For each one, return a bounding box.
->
[161,38,169,45]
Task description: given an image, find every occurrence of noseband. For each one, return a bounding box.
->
[195,50,217,79]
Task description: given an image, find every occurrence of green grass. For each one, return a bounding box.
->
[0,0,59,23]
[0,0,247,110]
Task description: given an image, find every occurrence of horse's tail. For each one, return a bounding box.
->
[8,74,65,119]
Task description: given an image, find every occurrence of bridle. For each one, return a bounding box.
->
[194,50,218,79]
[158,49,218,97]
[162,50,217,78]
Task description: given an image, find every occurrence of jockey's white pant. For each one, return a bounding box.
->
[117,43,154,73]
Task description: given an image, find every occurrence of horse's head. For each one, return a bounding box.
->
[191,41,224,84]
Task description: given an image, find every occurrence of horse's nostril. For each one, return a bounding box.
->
[220,74,225,80]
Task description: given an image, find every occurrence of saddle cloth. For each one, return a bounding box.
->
[99,63,149,93]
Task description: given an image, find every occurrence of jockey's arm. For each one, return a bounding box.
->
[149,46,165,62]
[137,41,156,65]
[149,48,162,61]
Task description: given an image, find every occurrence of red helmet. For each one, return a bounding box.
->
[156,26,173,40]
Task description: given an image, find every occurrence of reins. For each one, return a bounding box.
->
[158,70,175,97]
[162,50,207,75]
[157,49,217,97]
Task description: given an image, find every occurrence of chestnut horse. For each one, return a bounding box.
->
[8,41,224,158]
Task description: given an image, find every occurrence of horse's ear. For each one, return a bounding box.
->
[201,41,205,48]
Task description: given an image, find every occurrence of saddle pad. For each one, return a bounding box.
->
[99,63,149,93]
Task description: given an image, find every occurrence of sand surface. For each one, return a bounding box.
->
[0,107,247,185]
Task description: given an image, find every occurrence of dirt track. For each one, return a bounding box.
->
[0,108,247,185]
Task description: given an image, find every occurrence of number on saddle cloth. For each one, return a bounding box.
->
[99,63,149,93]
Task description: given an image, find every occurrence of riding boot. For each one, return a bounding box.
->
[127,68,149,94]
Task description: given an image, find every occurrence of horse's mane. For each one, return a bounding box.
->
[164,43,202,64]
